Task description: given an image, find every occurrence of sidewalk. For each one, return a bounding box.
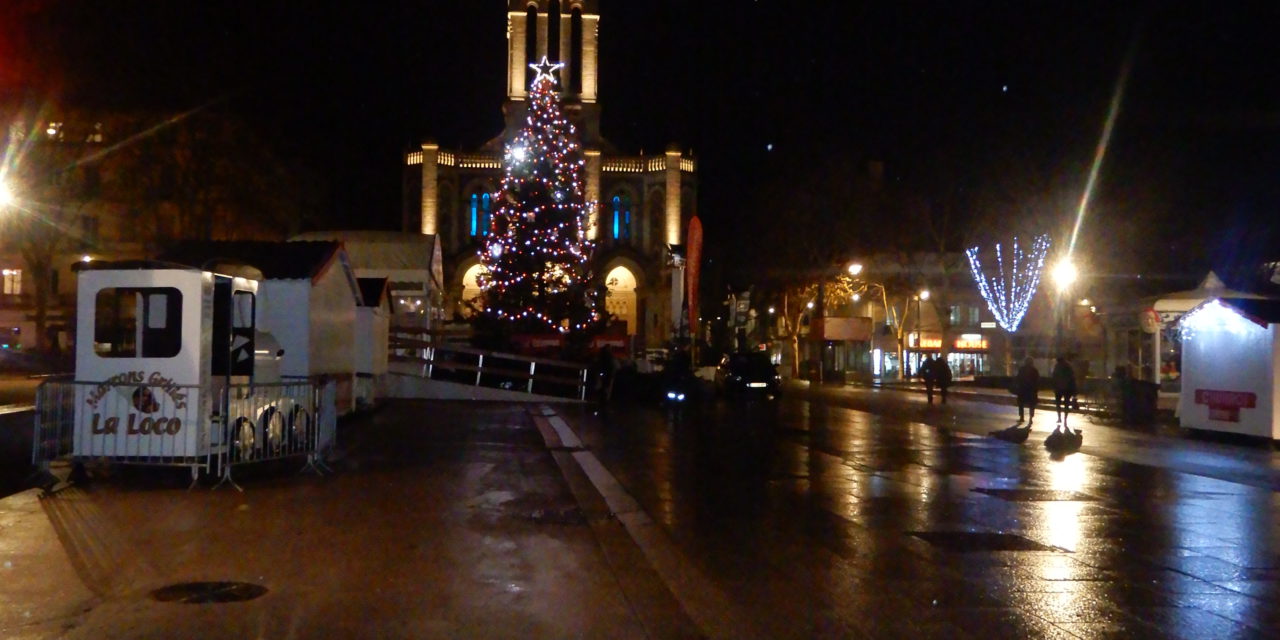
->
[0,401,658,639]
[874,379,1178,420]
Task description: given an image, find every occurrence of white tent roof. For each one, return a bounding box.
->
[1152,271,1266,313]
[291,230,443,293]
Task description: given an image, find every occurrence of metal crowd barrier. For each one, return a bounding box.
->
[32,378,321,491]
[387,337,590,401]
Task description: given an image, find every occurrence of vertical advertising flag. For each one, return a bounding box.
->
[686,216,703,340]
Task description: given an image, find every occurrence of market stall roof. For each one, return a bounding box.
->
[1219,297,1280,326]
[357,277,389,308]
[289,230,442,294]
[1151,271,1268,313]
[161,241,345,283]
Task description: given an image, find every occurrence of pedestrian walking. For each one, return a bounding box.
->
[936,356,952,404]
[921,356,938,404]
[1014,357,1040,424]
[594,345,618,406]
[1052,356,1077,427]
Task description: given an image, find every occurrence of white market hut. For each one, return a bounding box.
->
[1178,297,1280,439]
[290,230,443,330]
[355,277,391,403]
[163,241,366,413]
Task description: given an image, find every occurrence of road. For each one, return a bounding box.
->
[3,385,1279,639]
[553,382,1280,639]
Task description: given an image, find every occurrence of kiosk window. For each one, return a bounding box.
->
[94,288,182,358]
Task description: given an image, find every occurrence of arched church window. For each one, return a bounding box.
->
[548,0,561,62]
[525,4,538,89]
[612,195,632,242]
[470,192,493,237]
[570,8,583,93]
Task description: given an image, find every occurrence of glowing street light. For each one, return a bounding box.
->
[919,289,931,301]
[847,262,864,276]
[1052,259,1078,292]
[0,179,13,207]
[767,306,775,314]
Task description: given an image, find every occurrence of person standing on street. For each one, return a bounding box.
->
[921,355,938,405]
[1015,357,1040,424]
[1052,356,1077,428]
[594,346,618,407]
[936,356,952,404]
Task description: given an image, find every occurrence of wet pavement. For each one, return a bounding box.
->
[0,402,651,639]
[3,387,1279,638]
[559,383,1280,638]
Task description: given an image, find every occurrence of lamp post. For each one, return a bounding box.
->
[1052,258,1078,356]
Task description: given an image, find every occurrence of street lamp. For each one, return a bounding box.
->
[847,262,864,277]
[1051,258,1078,356]
[0,179,14,208]
[1052,259,1078,292]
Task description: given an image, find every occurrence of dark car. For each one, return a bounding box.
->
[714,352,781,398]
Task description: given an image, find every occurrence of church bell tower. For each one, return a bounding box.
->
[505,1,602,144]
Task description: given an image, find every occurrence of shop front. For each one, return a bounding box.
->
[947,333,990,379]
[906,332,941,378]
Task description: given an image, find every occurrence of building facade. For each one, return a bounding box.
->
[403,0,698,349]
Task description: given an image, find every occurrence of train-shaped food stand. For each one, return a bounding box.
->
[58,260,318,484]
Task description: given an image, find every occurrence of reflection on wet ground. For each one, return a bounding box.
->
[568,386,1280,639]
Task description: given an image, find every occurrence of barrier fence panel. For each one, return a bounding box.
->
[387,336,590,401]
[33,378,320,490]
[34,378,213,480]
[221,381,318,468]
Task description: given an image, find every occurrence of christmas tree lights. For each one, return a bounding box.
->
[479,57,601,334]
[965,234,1051,332]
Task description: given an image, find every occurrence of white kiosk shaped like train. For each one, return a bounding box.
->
[42,260,321,488]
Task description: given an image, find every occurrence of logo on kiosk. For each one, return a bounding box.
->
[1194,389,1256,423]
[87,371,188,436]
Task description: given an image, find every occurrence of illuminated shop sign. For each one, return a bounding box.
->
[954,334,988,350]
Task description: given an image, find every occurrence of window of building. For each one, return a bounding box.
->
[93,287,182,358]
[612,195,631,241]
[570,8,583,92]
[547,0,561,62]
[525,4,538,89]
[1,269,20,295]
[470,192,493,237]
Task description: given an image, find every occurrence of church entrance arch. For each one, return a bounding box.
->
[604,265,638,336]
[459,262,486,318]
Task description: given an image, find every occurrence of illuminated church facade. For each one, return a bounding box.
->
[403,0,698,348]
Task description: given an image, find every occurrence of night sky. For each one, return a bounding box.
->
[4,1,1278,282]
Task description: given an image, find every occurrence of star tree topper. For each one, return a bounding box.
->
[529,56,564,85]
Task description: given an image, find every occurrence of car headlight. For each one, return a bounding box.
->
[677,393,686,401]
[667,391,677,399]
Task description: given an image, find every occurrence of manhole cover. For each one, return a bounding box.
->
[972,488,1095,502]
[909,531,1057,552]
[151,582,268,603]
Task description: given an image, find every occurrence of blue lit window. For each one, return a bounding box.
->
[481,193,492,236]
[470,192,493,237]
[470,194,479,236]
[612,195,632,241]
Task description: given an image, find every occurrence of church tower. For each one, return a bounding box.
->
[405,1,697,346]
[504,1,602,144]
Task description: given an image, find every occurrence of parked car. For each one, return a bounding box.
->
[714,352,781,399]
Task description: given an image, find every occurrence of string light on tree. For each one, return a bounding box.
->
[478,56,602,334]
[965,234,1051,332]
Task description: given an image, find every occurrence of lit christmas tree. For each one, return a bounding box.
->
[479,57,602,334]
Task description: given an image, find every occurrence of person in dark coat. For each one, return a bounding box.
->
[936,356,953,404]
[1052,356,1077,428]
[1014,357,1040,424]
[594,346,618,405]
[920,355,938,404]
